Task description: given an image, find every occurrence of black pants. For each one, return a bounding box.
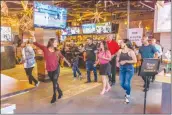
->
[142,76,151,88]
[24,67,38,85]
[48,65,62,96]
[108,56,117,83]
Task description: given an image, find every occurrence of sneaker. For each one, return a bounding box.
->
[35,81,40,87]
[73,78,77,81]
[125,95,130,104]
[78,75,82,80]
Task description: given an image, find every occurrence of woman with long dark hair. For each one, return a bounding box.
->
[95,41,112,95]
[116,39,137,104]
[32,35,71,103]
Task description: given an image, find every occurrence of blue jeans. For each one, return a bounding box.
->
[119,64,134,95]
[72,61,81,78]
[86,60,97,82]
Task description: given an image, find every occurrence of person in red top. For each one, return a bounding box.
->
[32,35,71,104]
[106,34,120,86]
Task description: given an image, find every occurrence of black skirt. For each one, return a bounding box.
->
[99,63,111,75]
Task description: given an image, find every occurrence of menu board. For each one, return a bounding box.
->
[60,35,67,42]
[61,27,71,35]
[82,23,96,34]
[139,59,160,76]
[71,27,80,35]
[1,26,12,42]
[96,22,111,34]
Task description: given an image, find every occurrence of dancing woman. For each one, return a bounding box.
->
[116,39,137,104]
[32,36,71,103]
[95,41,112,95]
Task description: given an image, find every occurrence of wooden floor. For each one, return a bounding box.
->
[1,74,35,99]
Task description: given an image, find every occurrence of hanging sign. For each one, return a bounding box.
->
[128,28,143,46]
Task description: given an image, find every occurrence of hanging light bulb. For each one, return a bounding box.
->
[124,21,128,25]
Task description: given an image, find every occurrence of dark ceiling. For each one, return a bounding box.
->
[4,0,171,21]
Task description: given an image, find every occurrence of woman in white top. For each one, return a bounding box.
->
[21,40,39,86]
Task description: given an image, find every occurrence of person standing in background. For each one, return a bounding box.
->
[151,39,163,58]
[21,40,39,87]
[70,40,82,80]
[60,42,66,68]
[138,37,158,92]
[85,37,98,83]
[151,38,163,82]
[106,34,120,86]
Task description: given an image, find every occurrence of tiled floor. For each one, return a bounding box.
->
[1,65,171,114]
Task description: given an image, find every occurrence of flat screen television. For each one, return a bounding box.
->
[71,27,80,35]
[34,2,67,29]
[1,26,12,42]
[82,23,96,34]
[154,2,171,33]
[96,22,111,34]
[61,27,71,35]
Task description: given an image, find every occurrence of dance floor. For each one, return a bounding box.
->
[1,65,171,114]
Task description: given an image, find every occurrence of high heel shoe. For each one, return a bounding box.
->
[100,90,106,95]
[105,87,111,92]
[51,94,56,103]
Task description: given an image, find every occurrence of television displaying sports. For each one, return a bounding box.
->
[61,27,71,35]
[71,27,80,35]
[34,2,67,29]
[82,23,96,34]
[96,22,111,34]
[154,2,171,33]
[1,26,12,42]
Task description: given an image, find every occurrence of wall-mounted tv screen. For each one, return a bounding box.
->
[96,22,111,34]
[61,27,71,35]
[154,2,171,33]
[82,23,96,34]
[1,26,12,42]
[71,27,80,35]
[34,2,67,29]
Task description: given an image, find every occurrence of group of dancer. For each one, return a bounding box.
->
[20,32,160,104]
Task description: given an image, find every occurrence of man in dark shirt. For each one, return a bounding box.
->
[106,34,120,86]
[138,37,158,92]
[69,40,82,80]
[85,37,97,83]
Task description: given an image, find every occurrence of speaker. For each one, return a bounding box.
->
[112,23,119,33]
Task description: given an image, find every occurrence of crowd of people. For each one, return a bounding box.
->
[20,32,163,104]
